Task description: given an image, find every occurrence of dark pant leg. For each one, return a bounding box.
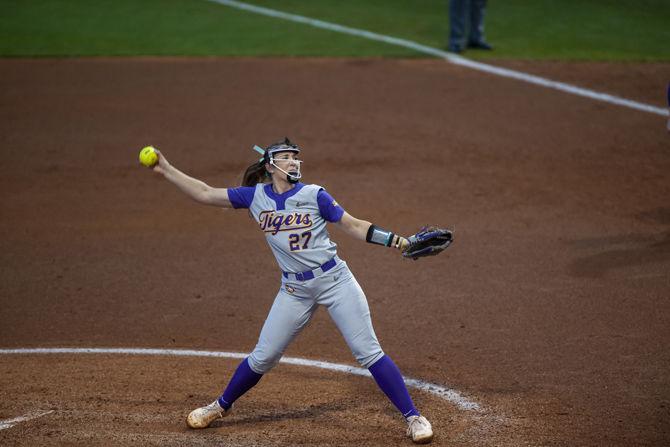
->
[468,0,487,44]
[448,0,468,50]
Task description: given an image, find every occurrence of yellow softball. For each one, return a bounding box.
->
[139,146,158,167]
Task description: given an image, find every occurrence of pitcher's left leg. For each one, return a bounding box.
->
[320,270,433,443]
[320,270,384,368]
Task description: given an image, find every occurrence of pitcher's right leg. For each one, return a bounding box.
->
[247,285,317,374]
[187,285,316,429]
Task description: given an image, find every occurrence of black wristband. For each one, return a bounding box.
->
[366,224,394,247]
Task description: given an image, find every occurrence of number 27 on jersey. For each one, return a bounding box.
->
[288,231,311,251]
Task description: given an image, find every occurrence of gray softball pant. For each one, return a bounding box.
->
[247,261,385,374]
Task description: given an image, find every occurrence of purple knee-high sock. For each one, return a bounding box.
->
[217,358,263,410]
[368,355,420,418]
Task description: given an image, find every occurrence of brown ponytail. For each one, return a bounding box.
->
[241,161,269,187]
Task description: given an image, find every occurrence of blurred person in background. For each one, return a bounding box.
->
[448,0,492,53]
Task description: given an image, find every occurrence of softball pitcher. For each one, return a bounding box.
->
[148,138,434,444]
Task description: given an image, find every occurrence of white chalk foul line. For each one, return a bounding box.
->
[207,0,668,117]
[0,347,480,412]
[0,410,54,431]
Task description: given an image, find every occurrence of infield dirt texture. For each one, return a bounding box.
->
[1,4,670,447]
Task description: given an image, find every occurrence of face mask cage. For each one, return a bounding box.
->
[253,138,302,183]
[270,155,302,182]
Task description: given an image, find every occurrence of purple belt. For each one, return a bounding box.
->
[282,257,339,281]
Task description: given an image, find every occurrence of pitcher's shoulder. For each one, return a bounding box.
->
[285,184,320,210]
[298,183,325,196]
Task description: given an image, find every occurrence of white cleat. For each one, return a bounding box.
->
[186,400,231,429]
[406,415,434,444]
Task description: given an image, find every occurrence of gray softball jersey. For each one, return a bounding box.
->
[228,182,345,274]
[228,182,384,373]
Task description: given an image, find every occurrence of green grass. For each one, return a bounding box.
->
[1,0,669,60]
[485,0,670,60]
[0,0,410,57]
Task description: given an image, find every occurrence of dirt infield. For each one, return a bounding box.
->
[1,58,669,446]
